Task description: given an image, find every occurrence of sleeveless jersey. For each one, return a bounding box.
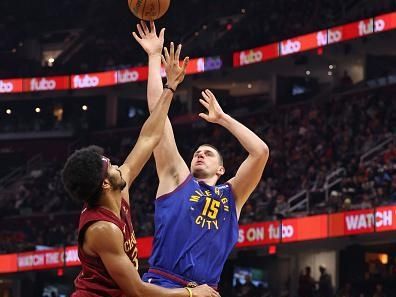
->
[145,174,238,286]
[72,198,138,297]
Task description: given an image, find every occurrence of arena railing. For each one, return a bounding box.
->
[360,133,395,165]
[0,153,43,190]
[323,168,347,203]
[287,190,310,213]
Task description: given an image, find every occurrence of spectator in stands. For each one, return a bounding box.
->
[236,275,258,297]
[360,193,373,209]
[340,70,353,87]
[298,266,315,297]
[328,190,342,213]
[342,198,352,211]
[318,265,333,297]
[336,282,356,297]
[372,284,387,297]
[273,194,289,219]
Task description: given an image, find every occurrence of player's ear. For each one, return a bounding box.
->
[217,166,225,177]
[102,178,111,190]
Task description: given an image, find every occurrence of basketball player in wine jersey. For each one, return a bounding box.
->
[62,35,219,297]
[133,21,270,289]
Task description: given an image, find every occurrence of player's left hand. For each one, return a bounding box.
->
[162,42,189,90]
[132,20,165,57]
[198,89,226,124]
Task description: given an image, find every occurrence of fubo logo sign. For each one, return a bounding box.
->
[0,80,14,93]
[374,18,385,32]
[73,74,99,88]
[240,49,263,65]
[30,78,56,91]
[358,19,374,36]
[280,40,301,55]
[268,223,294,239]
[118,69,140,83]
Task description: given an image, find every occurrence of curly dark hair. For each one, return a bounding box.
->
[61,146,105,207]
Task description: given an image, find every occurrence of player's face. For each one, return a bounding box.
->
[107,163,127,191]
[190,145,224,179]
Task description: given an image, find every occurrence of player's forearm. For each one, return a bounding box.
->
[136,282,189,297]
[218,114,269,159]
[147,54,164,112]
[139,88,174,142]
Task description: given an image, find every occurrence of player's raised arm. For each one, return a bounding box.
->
[119,37,189,202]
[84,222,220,297]
[133,21,190,196]
[198,89,270,216]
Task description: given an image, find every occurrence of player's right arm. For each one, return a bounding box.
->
[133,21,190,196]
[84,222,220,297]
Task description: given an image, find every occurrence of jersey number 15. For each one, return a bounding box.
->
[202,198,221,219]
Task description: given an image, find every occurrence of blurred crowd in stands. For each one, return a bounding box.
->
[0,85,395,254]
[225,263,395,297]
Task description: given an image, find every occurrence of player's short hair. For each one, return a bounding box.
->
[61,146,106,207]
[196,144,223,165]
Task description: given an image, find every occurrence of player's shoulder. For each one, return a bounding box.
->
[84,221,123,255]
[86,221,122,240]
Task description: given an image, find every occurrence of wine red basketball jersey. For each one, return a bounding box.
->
[72,198,138,297]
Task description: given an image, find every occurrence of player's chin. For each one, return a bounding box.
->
[191,168,207,178]
[118,179,127,191]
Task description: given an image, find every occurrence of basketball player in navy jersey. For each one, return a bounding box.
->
[62,36,219,297]
[133,21,270,289]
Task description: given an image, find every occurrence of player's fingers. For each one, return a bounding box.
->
[141,20,150,34]
[199,99,209,109]
[161,55,167,66]
[170,42,175,61]
[150,20,156,34]
[163,47,170,62]
[159,28,165,41]
[198,113,209,121]
[181,57,189,72]
[132,32,142,43]
[209,288,220,297]
[175,44,182,64]
[201,91,211,102]
[205,89,216,100]
[136,24,145,38]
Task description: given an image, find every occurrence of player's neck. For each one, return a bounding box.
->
[98,191,122,218]
[196,176,218,187]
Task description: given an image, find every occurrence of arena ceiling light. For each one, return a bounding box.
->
[6,109,12,115]
[48,58,55,67]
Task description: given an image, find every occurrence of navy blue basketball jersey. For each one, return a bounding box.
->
[146,174,239,285]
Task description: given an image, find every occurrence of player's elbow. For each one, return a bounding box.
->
[256,142,270,161]
[262,142,270,156]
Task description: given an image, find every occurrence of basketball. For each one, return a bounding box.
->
[128,0,171,21]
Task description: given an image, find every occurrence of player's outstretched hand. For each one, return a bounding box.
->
[132,20,165,57]
[191,284,221,297]
[162,42,189,90]
[198,89,226,124]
